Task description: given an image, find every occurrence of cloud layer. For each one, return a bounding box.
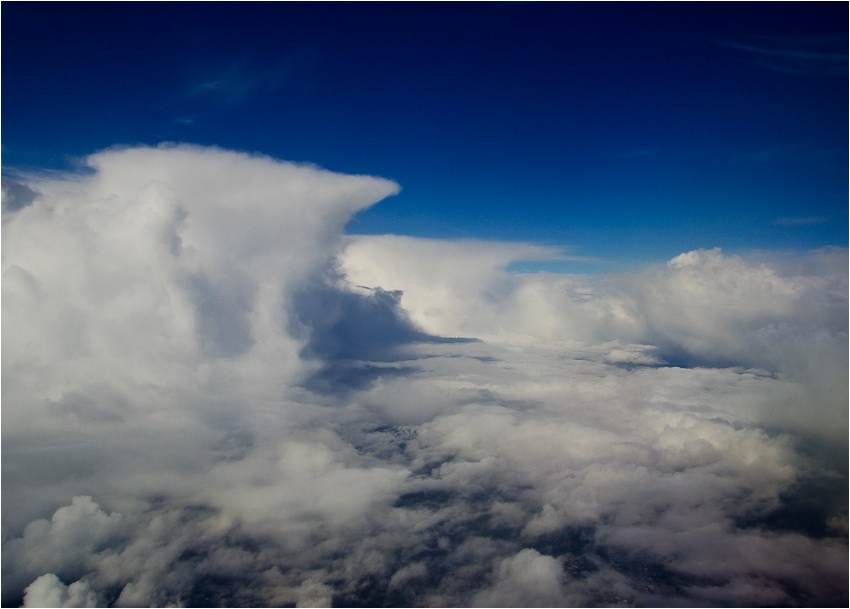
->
[3,145,846,607]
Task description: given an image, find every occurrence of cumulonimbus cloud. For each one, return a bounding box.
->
[2,145,846,607]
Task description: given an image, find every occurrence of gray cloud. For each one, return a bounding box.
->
[23,573,99,608]
[290,274,474,394]
[186,269,258,358]
[291,280,437,362]
[1,179,39,215]
[2,145,846,607]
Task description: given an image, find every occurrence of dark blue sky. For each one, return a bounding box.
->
[3,2,847,266]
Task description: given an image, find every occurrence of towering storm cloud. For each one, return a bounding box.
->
[3,146,847,607]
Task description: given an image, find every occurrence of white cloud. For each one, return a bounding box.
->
[23,573,99,608]
[2,144,398,433]
[339,234,574,340]
[2,145,846,607]
[342,237,848,441]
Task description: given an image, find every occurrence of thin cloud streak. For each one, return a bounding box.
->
[715,35,849,76]
[774,216,829,226]
[180,46,318,108]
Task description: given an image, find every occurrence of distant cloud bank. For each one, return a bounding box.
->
[3,146,847,607]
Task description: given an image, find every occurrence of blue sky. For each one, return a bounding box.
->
[3,2,847,267]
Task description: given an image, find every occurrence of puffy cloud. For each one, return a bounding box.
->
[339,234,573,341]
[472,549,569,607]
[2,145,399,436]
[2,145,846,607]
[4,496,123,598]
[23,574,98,608]
[341,237,848,442]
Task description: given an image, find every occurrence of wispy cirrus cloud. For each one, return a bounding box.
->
[715,35,849,76]
[180,45,318,108]
[185,61,269,106]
